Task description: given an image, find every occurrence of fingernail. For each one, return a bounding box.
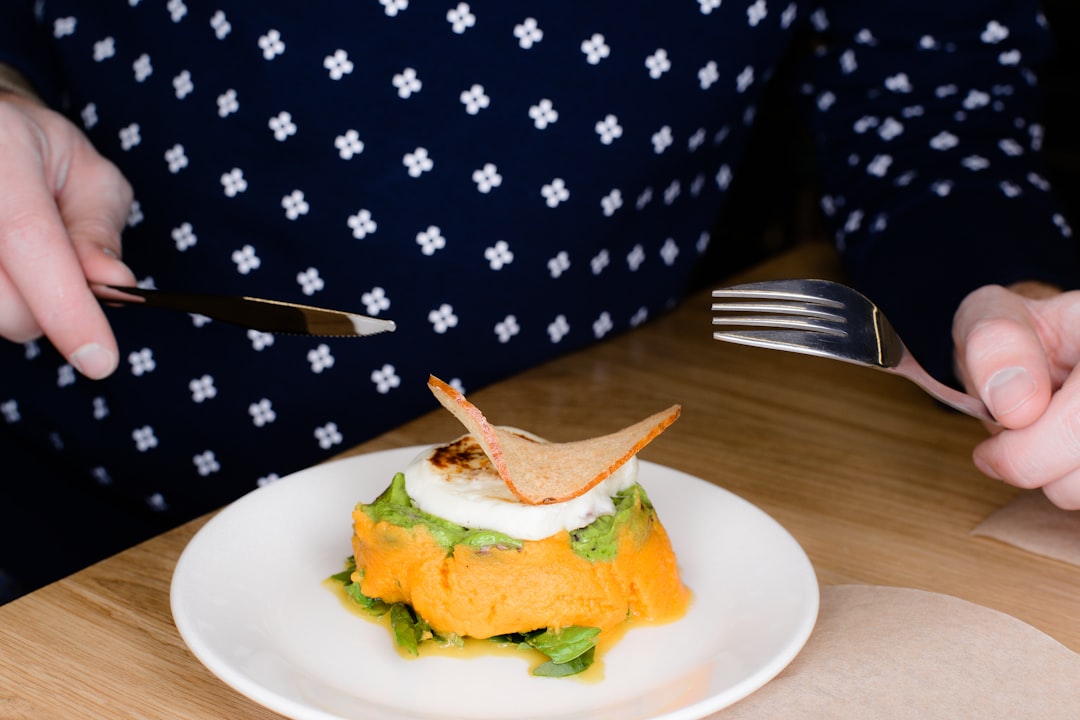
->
[69,342,118,380]
[102,246,133,271]
[985,366,1036,416]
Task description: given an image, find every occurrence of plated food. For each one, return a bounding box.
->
[334,376,688,677]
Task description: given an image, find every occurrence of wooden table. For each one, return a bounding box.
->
[2,242,1077,719]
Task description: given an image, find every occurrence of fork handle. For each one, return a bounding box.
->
[889,354,997,425]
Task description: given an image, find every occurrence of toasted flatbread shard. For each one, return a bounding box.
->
[427,375,680,504]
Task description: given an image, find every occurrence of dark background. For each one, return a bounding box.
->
[695,0,1080,288]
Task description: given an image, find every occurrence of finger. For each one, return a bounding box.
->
[971,370,1080,489]
[0,195,121,378]
[60,139,136,287]
[953,285,1052,428]
[1041,470,1080,511]
[0,127,125,378]
[0,261,42,343]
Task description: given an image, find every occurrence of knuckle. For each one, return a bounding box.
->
[991,383,1080,490]
[0,211,59,258]
[1059,403,1080,464]
[994,451,1044,489]
[1043,478,1080,510]
[67,215,120,245]
[964,316,1024,362]
[0,296,43,344]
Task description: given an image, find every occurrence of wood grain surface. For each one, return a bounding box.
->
[2,241,1076,719]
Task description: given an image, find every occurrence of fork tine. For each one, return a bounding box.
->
[711,314,848,337]
[712,279,852,340]
[709,300,846,322]
[712,280,997,423]
[711,280,846,309]
[712,328,848,359]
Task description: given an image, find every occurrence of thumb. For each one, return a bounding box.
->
[952,285,1052,428]
[59,137,136,287]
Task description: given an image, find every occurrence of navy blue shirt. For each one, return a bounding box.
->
[1,1,1077,553]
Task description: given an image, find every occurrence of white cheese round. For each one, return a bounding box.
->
[403,428,638,541]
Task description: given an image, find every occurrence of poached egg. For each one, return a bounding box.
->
[403,428,638,541]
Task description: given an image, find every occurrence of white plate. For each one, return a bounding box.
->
[172,446,818,720]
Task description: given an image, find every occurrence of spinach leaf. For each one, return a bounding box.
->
[524,626,601,664]
[331,556,389,615]
[487,631,531,646]
[330,554,359,583]
[343,581,389,615]
[432,631,465,648]
[489,627,601,677]
[390,603,427,656]
[329,568,353,584]
[533,648,596,678]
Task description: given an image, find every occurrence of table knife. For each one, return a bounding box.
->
[91,284,396,337]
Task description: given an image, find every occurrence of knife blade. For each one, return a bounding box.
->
[90,284,396,337]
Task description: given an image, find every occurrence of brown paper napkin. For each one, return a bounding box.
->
[715,585,1080,719]
[971,491,1080,565]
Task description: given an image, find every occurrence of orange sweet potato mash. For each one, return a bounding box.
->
[351,499,688,640]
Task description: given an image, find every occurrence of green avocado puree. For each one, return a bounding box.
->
[358,471,655,561]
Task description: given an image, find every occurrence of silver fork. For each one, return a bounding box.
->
[711,278,995,423]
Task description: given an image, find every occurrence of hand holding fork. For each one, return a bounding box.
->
[710,278,995,422]
[711,277,1080,510]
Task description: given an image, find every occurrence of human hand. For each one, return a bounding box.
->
[0,90,135,378]
[953,282,1080,509]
